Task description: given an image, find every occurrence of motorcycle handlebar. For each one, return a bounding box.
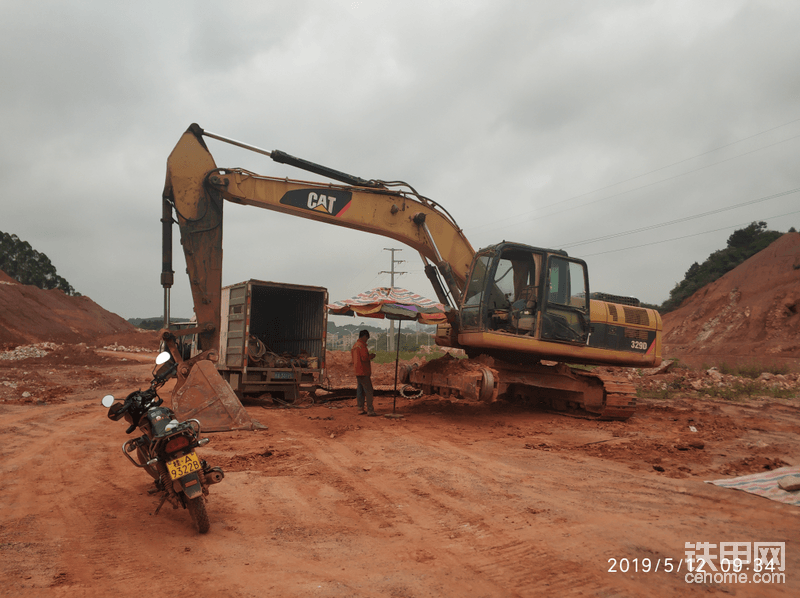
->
[107,398,130,421]
[152,360,178,386]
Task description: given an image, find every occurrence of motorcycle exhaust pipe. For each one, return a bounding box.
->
[205,467,224,485]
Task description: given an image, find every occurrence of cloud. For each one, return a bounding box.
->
[1,0,798,319]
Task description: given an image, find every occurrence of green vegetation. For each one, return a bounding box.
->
[567,364,596,372]
[128,316,191,330]
[703,381,796,401]
[327,321,385,336]
[703,380,762,401]
[636,375,686,400]
[327,320,437,354]
[636,387,678,401]
[0,230,78,295]
[373,349,447,364]
[660,221,783,313]
[717,362,790,378]
[638,379,797,402]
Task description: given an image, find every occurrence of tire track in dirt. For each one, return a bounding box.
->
[2,362,799,597]
[366,432,597,596]
[310,426,599,596]
[1,396,196,593]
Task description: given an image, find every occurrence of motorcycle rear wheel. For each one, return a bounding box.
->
[187,496,210,534]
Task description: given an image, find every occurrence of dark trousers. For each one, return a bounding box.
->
[356,375,374,412]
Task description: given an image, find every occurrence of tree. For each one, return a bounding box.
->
[0,231,78,295]
[684,262,700,278]
[660,222,782,313]
[726,221,767,249]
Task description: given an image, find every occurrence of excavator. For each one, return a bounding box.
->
[159,123,662,430]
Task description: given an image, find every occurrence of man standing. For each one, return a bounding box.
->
[351,329,377,416]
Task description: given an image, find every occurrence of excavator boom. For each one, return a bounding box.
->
[163,124,474,355]
[161,123,662,423]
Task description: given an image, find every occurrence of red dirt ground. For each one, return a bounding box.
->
[1,257,799,596]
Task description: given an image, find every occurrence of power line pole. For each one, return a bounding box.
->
[380,248,406,351]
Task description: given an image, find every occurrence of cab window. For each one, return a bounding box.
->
[461,254,492,329]
[547,257,587,311]
[542,257,589,343]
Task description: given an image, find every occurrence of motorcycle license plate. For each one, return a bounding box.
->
[167,452,202,480]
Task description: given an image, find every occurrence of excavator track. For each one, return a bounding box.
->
[407,357,638,421]
[572,369,638,421]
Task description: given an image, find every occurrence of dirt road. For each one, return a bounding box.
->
[1,353,799,597]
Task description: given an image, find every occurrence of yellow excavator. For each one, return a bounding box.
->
[160,123,662,429]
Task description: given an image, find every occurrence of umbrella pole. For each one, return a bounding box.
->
[393,320,402,413]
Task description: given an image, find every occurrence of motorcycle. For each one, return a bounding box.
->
[101,351,224,533]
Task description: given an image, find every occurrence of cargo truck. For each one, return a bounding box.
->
[216,280,328,401]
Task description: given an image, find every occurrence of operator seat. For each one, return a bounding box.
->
[511,286,538,334]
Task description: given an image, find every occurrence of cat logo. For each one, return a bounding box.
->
[279,188,352,217]
[306,192,337,213]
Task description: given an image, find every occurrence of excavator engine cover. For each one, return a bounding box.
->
[170,360,264,432]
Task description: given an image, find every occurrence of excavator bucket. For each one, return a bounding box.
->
[170,360,265,432]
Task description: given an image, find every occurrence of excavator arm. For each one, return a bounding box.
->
[161,123,662,423]
[162,123,474,355]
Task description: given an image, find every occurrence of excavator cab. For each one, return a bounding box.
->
[459,242,590,345]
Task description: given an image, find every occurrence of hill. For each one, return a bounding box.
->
[661,232,800,370]
[661,221,784,312]
[0,230,77,295]
[0,270,154,348]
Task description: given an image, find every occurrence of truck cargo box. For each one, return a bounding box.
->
[218,280,328,400]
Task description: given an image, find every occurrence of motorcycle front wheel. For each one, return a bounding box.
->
[187,496,210,534]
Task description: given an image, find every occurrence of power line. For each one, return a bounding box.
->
[561,187,800,249]
[380,248,406,351]
[578,209,800,258]
[540,117,800,211]
[379,247,407,287]
[472,118,800,233]
[544,132,800,216]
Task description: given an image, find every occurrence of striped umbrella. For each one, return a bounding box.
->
[327,287,446,324]
[328,287,447,412]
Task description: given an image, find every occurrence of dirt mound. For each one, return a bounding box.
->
[325,350,420,387]
[0,270,152,348]
[413,352,497,376]
[662,233,800,370]
[0,270,17,284]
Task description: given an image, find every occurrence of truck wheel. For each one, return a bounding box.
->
[187,496,210,534]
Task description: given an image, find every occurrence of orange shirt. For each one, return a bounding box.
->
[351,337,371,376]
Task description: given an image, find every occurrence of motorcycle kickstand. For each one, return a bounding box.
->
[153,493,168,516]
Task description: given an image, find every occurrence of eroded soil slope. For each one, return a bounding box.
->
[0,271,144,347]
[662,233,800,370]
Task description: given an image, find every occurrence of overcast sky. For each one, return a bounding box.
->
[2,1,799,326]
